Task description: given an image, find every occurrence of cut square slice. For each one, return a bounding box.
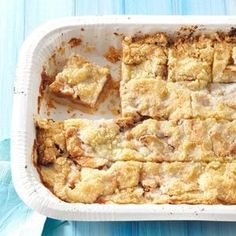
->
[121,77,236,121]
[49,55,110,108]
[181,118,236,161]
[213,35,236,82]
[122,33,168,82]
[168,35,214,82]
[120,78,192,120]
[191,83,236,120]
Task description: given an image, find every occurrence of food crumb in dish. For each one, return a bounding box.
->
[104,46,121,63]
[68,38,82,48]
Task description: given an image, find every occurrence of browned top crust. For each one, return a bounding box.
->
[168,35,214,82]
[122,33,168,65]
[49,54,110,108]
[39,158,236,204]
[104,46,121,63]
[36,118,236,166]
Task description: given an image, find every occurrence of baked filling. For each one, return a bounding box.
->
[36,31,236,204]
[49,55,110,108]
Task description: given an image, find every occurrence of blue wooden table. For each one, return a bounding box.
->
[1,0,236,235]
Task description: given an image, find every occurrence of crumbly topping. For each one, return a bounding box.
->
[168,35,214,82]
[36,118,236,166]
[49,54,110,108]
[122,33,168,65]
[213,39,236,82]
[39,158,236,204]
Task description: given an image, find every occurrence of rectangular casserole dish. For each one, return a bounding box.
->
[11,16,236,221]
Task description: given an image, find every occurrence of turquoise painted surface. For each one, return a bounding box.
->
[1,0,236,235]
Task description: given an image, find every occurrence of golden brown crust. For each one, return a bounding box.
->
[36,119,67,165]
[191,83,236,120]
[168,35,214,82]
[49,54,110,108]
[36,118,236,164]
[120,79,192,120]
[121,33,168,86]
[38,159,236,204]
[122,33,168,65]
[121,78,236,121]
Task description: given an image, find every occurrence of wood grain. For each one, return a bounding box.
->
[0,0,24,139]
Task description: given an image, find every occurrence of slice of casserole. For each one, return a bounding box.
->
[122,33,168,82]
[191,83,236,120]
[168,35,214,83]
[120,78,192,120]
[36,119,67,165]
[49,54,110,108]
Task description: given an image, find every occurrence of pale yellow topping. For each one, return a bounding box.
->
[49,55,110,107]
[39,158,236,204]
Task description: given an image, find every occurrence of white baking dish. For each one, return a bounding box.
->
[11,16,236,221]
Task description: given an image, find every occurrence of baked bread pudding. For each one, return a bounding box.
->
[49,55,110,108]
[36,30,236,204]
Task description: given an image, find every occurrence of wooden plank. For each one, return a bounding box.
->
[43,220,236,236]
[24,0,74,36]
[177,0,227,15]
[225,0,236,15]
[0,0,25,140]
[124,0,229,15]
[75,0,124,15]
[124,0,173,14]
